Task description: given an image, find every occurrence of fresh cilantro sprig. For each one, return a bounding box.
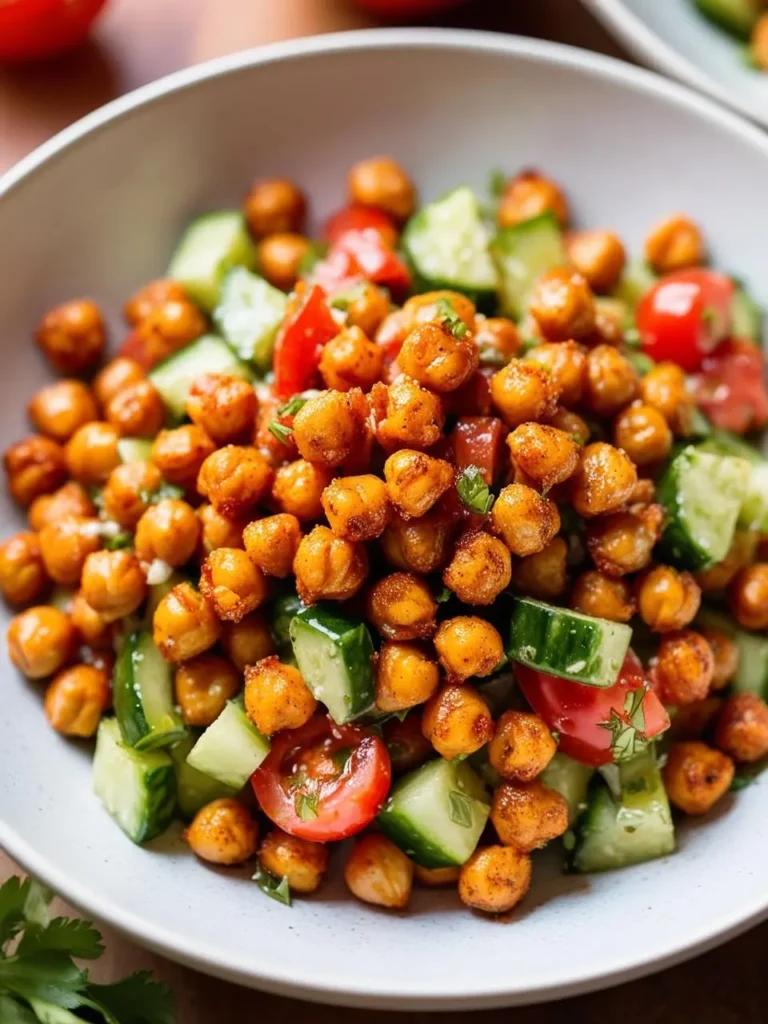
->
[435,297,468,339]
[599,688,648,763]
[252,868,292,907]
[455,465,494,516]
[268,395,309,445]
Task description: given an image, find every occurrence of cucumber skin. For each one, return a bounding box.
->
[171,735,236,820]
[270,592,305,651]
[168,212,256,313]
[491,211,566,320]
[696,608,768,699]
[114,631,184,752]
[186,699,270,790]
[149,335,254,420]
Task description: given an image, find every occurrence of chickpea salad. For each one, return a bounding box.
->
[691,0,768,69]
[4,157,768,918]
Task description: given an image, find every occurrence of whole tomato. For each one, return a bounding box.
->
[0,0,107,63]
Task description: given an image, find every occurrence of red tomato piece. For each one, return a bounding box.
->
[310,246,366,297]
[693,338,768,434]
[637,268,734,372]
[515,650,670,767]
[251,715,392,841]
[334,228,412,295]
[450,416,507,485]
[324,204,398,248]
[0,0,107,62]
[272,285,339,399]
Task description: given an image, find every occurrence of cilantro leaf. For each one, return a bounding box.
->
[277,396,308,417]
[434,585,452,604]
[0,876,31,948]
[0,951,87,1008]
[17,919,103,961]
[268,421,294,445]
[455,465,494,516]
[0,994,37,1024]
[138,482,185,505]
[252,868,292,907]
[26,997,85,1024]
[295,791,319,821]
[448,791,473,828]
[435,297,468,339]
[103,531,133,552]
[330,746,354,773]
[85,971,174,1024]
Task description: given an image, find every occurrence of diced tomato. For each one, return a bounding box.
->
[692,338,768,435]
[251,715,392,841]
[636,268,734,372]
[324,204,398,248]
[310,246,366,297]
[444,369,493,418]
[272,285,338,399]
[0,0,107,63]
[515,650,670,767]
[334,228,411,295]
[450,416,507,485]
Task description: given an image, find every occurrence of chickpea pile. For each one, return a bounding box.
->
[5,157,768,921]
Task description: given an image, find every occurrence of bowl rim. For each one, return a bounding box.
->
[3,26,768,1009]
[582,0,768,128]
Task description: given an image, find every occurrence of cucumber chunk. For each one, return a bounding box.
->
[289,604,375,724]
[378,758,490,868]
[167,211,256,312]
[731,284,763,342]
[93,718,176,844]
[270,592,305,652]
[697,608,768,699]
[699,433,768,532]
[612,259,657,310]
[149,334,254,419]
[114,630,185,751]
[213,267,289,372]
[508,597,631,688]
[540,753,595,826]
[186,698,270,790]
[658,446,752,571]
[171,734,236,820]
[693,0,763,39]
[491,212,566,319]
[117,438,153,464]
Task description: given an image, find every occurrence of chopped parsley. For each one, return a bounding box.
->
[295,791,319,821]
[252,867,292,907]
[138,481,185,504]
[277,395,308,417]
[448,790,473,828]
[434,585,452,604]
[435,297,468,339]
[268,421,294,445]
[599,688,648,763]
[455,465,494,516]
[103,531,133,551]
[331,746,354,774]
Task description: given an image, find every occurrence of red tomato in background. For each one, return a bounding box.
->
[693,338,768,434]
[252,715,392,841]
[324,205,398,248]
[0,0,107,63]
[353,0,462,16]
[636,268,734,372]
[272,284,338,399]
[515,651,670,767]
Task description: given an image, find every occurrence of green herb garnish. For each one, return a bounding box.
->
[434,586,452,604]
[138,481,185,504]
[268,421,294,445]
[435,297,468,339]
[448,791,473,828]
[331,747,354,773]
[252,868,292,907]
[599,688,647,763]
[103,531,133,552]
[488,168,507,199]
[295,791,319,821]
[455,465,494,516]
[277,395,308,417]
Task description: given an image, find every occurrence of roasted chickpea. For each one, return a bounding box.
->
[292,389,369,468]
[696,531,758,592]
[102,461,162,530]
[571,570,636,623]
[384,450,454,520]
[0,532,47,605]
[490,359,559,428]
[383,712,433,774]
[586,503,664,577]
[81,549,146,623]
[44,664,110,737]
[7,605,75,679]
[65,423,119,486]
[414,864,461,887]
[639,361,695,435]
[28,481,95,532]
[244,655,316,735]
[4,435,67,506]
[524,340,586,407]
[123,278,187,325]
[134,499,201,567]
[458,845,532,915]
[421,683,494,760]
[628,477,657,504]
[70,589,112,648]
[651,630,715,706]
[434,616,504,682]
[293,525,368,604]
[751,13,768,68]
[197,445,273,519]
[529,267,596,342]
[348,157,415,221]
[398,321,479,394]
[367,571,437,641]
[490,483,560,557]
[259,829,329,894]
[28,380,98,444]
[565,229,626,292]
[344,833,413,909]
[198,503,248,555]
[39,516,103,585]
[570,442,638,518]
[645,215,705,274]
[728,563,768,631]
[715,693,768,763]
[668,697,723,742]
[380,508,455,574]
[507,422,580,492]
[244,514,302,578]
[134,298,207,365]
[320,474,389,542]
[174,654,240,727]
[370,377,445,450]
[613,401,673,466]
[104,380,165,438]
[404,290,475,328]
[497,169,568,228]
[698,628,739,691]
[514,537,569,600]
[319,326,384,393]
[35,298,105,374]
[153,582,221,662]
[443,530,512,606]
[221,611,275,672]
[491,780,569,851]
[335,282,389,338]
[257,233,311,291]
[636,565,701,632]
[93,357,145,408]
[663,741,733,816]
[488,710,557,782]
[583,345,639,418]
[185,798,258,865]
[244,177,306,238]
[474,317,521,368]
[547,406,590,446]
[200,547,268,623]
[271,459,332,521]
[375,641,440,713]
[375,309,412,354]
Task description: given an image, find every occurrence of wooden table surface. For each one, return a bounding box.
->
[1,1,766,1020]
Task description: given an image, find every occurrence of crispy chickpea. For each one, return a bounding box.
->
[244,177,306,238]
[663,741,733,815]
[565,229,626,293]
[490,483,560,557]
[367,571,437,641]
[271,459,332,521]
[613,401,673,466]
[259,829,329,894]
[491,780,569,851]
[198,503,248,555]
[348,157,415,221]
[586,503,664,577]
[344,833,413,909]
[570,442,638,518]
[134,499,201,567]
[474,317,521,368]
[651,630,714,706]
[340,281,390,337]
[65,423,119,486]
[81,550,146,623]
[200,547,267,623]
[422,683,493,760]
[405,290,475,328]
[375,309,412,354]
[751,13,768,68]
[639,361,695,435]
[44,664,110,737]
[458,845,532,914]
[571,570,636,623]
[375,642,440,713]
[434,616,504,682]
[319,326,384,393]
[384,450,453,520]
[174,654,240,727]
[524,340,586,407]
[93,357,145,408]
[105,380,165,438]
[102,461,162,530]
[7,605,75,679]
[548,406,590,445]
[35,298,105,374]
[583,345,639,418]
[715,693,768,763]
[257,233,311,291]
[728,564,768,631]
[497,169,568,228]
[507,422,580,492]
[414,864,460,887]
[696,531,758,592]
[4,435,67,506]
[0,532,47,605]
[398,321,479,394]
[381,508,454,574]
[321,474,389,543]
[443,530,512,606]
[370,377,444,451]
[645,215,705,274]
[636,565,701,632]
[28,481,95,532]
[698,628,739,691]
[292,389,369,468]
[39,516,102,585]
[529,267,596,342]
[488,710,557,782]
[197,445,273,519]
[70,589,112,648]
[244,514,302,578]
[668,697,723,742]
[135,298,207,365]
[490,359,559,428]
[123,278,187,325]
[383,712,433,774]
[515,537,569,600]
[153,582,221,662]
[221,611,275,672]
[28,380,98,444]
[293,525,368,604]
[185,798,258,865]
[244,655,316,735]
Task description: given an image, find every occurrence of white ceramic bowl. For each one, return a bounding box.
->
[1,28,768,1010]
[584,0,768,127]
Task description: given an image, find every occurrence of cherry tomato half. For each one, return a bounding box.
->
[515,651,670,767]
[637,268,734,372]
[251,715,392,841]
[693,338,768,435]
[0,0,107,63]
[324,205,398,249]
[272,284,338,399]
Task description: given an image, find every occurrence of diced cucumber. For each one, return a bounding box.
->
[114,630,185,751]
[186,698,270,790]
[612,259,657,310]
[700,430,763,465]
[149,334,253,419]
[117,438,153,464]
[569,751,675,873]
[731,283,763,342]
[697,607,768,699]
[508,597,631,688]
[693,0,763,39]
[378,758,490,868]
[699,432,768,532]
[658,446,752,571]
[403,187,497,304]
[167,211,256,312]
[540,753,595,826]
[93,718,176,844]
[491,212,566,319]
[213,267,289,372]
[289,605,375,724]
[49,587,74,612]
[270,592,305,652]
[171,734,236,820]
